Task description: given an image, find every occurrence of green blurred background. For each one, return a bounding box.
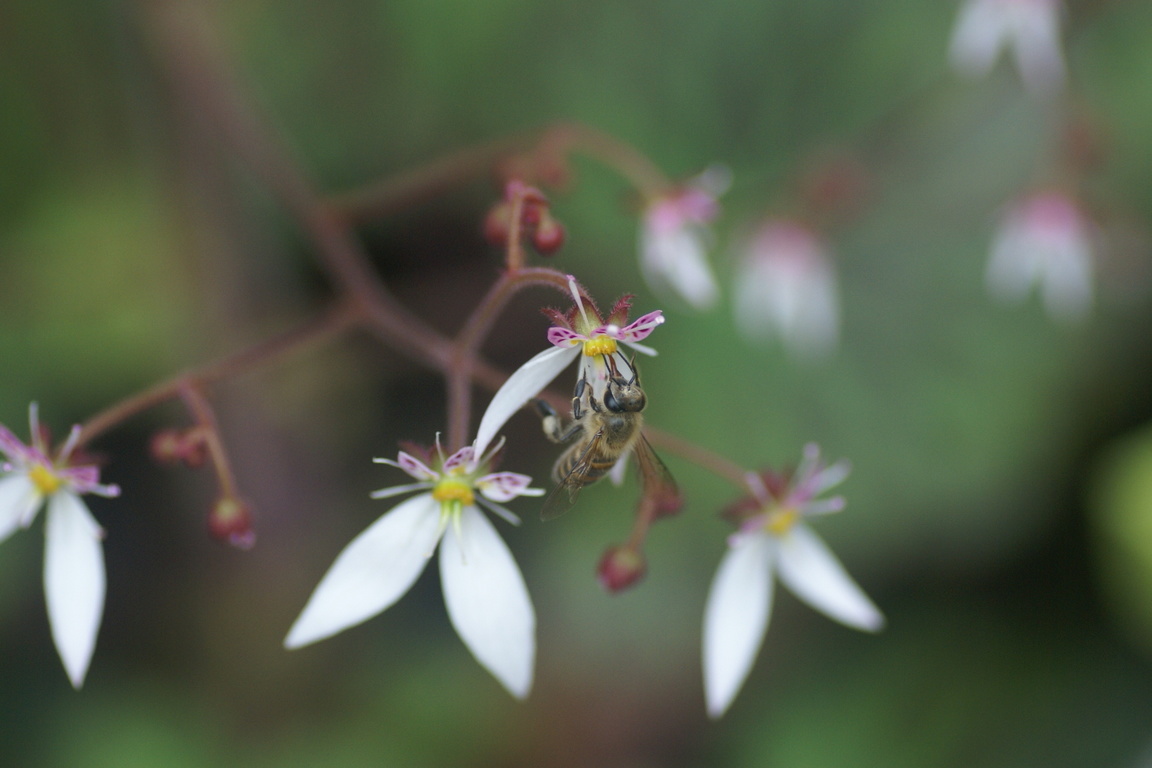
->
[5,0,1152,765]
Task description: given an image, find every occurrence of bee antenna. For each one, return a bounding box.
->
[627,354,639,385]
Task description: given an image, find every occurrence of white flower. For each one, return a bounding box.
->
[639,166,730,310]
[985,190,1094,321]
[0,403,119,688]
[702,444,883,718]
[949,0,1066,98]
[473,275,664,457]
[733,220,840,359]
[284,435,543,699]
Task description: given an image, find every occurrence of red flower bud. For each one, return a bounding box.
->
[149,429,184,464]
[208,497,255,549]
[531,214,566,255]
[483,201,512,247]
[597,546,646,593]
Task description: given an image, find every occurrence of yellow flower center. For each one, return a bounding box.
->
[29,463,63,496]
[766,506,799,536]
[583,335,618,357]
[432,478,475,507]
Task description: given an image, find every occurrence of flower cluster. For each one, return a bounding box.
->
[0,404,119,688]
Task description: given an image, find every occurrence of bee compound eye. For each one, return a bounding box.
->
[603,387,624,413]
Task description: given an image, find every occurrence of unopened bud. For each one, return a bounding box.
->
[208,497,255,550]
[149,428,208,468]
[149,429,184,464]
[483,201,512,247]
[531,214,565,255]
[597,545,646,593]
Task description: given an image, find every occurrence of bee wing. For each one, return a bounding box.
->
[634,433,681,514]
[541,429,604,521]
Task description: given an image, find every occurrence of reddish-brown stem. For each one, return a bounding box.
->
[643,425,748,486]
[76,304,358,448]
[445,267,573,450]
[538,122,672,201]
[178,384,239,500]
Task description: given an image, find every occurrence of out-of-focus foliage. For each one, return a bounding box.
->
[4,0,1152,766]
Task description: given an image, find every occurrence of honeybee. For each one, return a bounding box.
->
[535,355,678,520]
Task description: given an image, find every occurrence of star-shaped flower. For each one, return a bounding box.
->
[949,0,1065,98]
[284,434,543,699]
[702,444,883,718]
[985,190,1094,322]
[733,219,840,359]
[473,275,663,456]
[0,403,120,688]
[639,166,729,310]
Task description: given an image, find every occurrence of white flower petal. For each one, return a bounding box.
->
[44,491,105,688]
[702,532,774,718]
[641,225,719,310]
[949,0,1007,78]
[1012,2,1065,97]
[474,345,578,456]
[284,494,442,649]
[0,475,42,543]
[775,524,884,632]
[1041,230,1093,321]
[440,506,535,699]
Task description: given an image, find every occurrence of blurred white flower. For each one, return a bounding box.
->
[284,435,542,699]
[702,445,883,718]
[949,0,1066,97]
[986,190,1094,321]
[0,403,119,688]
[639,166,730,310]
[733,220,840,359]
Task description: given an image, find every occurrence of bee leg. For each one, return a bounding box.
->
[535,399,564,443]
[534,399,584,443]
[571,376,588,421]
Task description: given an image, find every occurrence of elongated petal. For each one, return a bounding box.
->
[284,494,441,649]
[0,475,42,543]
[617,310,665,342]
[44,492,105,688]
[440,506,535,698]
[775,524,884,632]
[476,472,542,502]
[547,327,585,347]
[474,345,578,456]
[702,532,774,718]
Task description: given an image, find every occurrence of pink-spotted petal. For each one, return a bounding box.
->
[702,531,774,718]
[619,310,665,342]
[775,524,884,632]
[386,452,439,481]
[44,491,105,688]
[547,326,586,348]
[474,345,579,456]
[0,474,43,542]
[284,494,442,649]
[443,446,476,474]
[476,472,543,503]
[440,506,536,699]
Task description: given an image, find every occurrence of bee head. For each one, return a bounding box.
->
[603,376,646,413]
